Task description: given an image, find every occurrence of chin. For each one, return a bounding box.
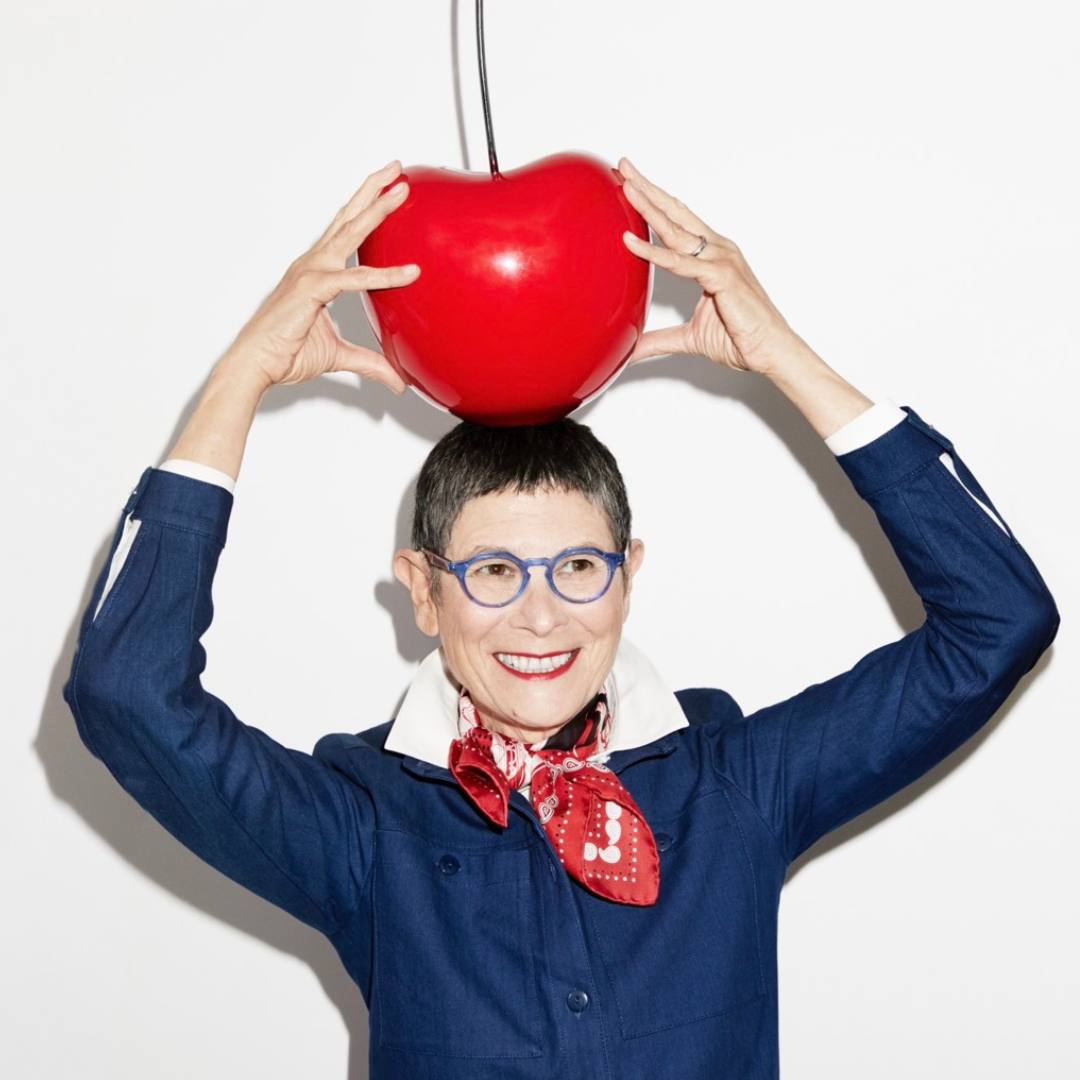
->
[489,681,599,740]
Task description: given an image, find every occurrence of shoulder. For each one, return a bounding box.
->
[314,720,395,765]
[675,687,744,729]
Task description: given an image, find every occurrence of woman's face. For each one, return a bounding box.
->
[399,487,644,742]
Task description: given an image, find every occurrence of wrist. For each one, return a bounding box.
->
[755,333,822,384]
[213,348,276,400]
[759,342,874,440]
[166,354,271,481]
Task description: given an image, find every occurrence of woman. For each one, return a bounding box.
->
[66,160,1057,1078]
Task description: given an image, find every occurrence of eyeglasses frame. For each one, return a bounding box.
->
[422,547,627,608]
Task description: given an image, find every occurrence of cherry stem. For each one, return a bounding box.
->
[476,0,501,177]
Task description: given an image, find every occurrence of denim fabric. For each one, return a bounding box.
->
[65,412,1058,1080]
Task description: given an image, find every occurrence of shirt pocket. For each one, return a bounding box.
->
[585,790,766,1039]
[372,829,545,1059]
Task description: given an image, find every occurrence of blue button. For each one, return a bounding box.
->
[655,832,674,852]
[439,854,461,875]
[566,989,590,1014]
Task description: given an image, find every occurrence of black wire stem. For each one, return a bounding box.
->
[476,0,501,177]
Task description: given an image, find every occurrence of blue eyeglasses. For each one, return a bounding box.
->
[423,547,627,608]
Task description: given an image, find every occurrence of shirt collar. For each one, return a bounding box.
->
[384,637,688,768]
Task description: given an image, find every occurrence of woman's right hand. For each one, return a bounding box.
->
[228,160,419,392]
[167,163,419,479]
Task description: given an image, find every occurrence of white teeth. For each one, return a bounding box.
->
[496,651,573,674]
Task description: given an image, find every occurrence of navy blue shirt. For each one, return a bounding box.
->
[66,412,1057,1079]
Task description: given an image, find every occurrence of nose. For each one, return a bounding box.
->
[509,566,569,635]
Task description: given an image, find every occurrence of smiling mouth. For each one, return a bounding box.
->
[495,650,578,679]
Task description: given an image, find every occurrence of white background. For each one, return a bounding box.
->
[2,1,1076,1077]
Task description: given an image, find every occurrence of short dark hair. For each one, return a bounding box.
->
[412,419,632,556]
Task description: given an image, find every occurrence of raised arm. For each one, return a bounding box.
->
[699,410,1059,860]
[65,165,419,936]
[618,159,1058,859]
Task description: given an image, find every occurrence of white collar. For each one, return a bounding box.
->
[384,637,688,767]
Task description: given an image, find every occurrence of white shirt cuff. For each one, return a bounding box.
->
[159,459,237,494]
[824,399,906,456]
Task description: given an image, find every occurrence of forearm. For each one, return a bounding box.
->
[762,336,874,440]
[167,351,272,481]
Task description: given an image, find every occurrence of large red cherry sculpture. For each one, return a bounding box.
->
[358,153,651,425]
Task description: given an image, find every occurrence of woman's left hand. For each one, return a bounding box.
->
[619,158,805,378]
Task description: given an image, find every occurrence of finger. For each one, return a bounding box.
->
[621,180,706,258]
[623,230,761,312]
[319,161,404,243]
[322,182,411,261]
[350,261,422,292]
[630,325,694,364]
[622,230,705,280]
[306,263,420,306]
[619,158,717,241]
[333,341,409,394]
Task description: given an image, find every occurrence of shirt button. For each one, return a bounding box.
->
[566,989,590,1014]
[439,854,461,876]
[655,832,674,852]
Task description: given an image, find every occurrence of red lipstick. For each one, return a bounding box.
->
[494,649,579,681]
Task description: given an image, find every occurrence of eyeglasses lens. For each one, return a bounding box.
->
[551,553,611,601]
[463,553,612,606]
[464,558,524,606]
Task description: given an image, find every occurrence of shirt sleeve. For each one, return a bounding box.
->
[826,400,1007,532]
[64,468,372,936]
[823,399,906,455]
[92,461,235,619]
[158,458,237,493]
[709,408,1058,862]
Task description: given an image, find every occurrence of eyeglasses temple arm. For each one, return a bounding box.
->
[421,549,454,573]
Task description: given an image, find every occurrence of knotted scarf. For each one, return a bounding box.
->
[448,690,660,906]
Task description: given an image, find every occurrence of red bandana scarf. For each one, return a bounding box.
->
[448,690,660,906]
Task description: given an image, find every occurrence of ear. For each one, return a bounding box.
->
[393,549,441,638]
[620,539,645,621]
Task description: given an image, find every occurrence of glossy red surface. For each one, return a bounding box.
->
[358,153,651,425]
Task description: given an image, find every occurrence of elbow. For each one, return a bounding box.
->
[976,566,1060,685]
[930,575,1059,702]
[65,640,167,765]
[64,657,134,763]
[1008,584,1060,676]
[64,649,107,760]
